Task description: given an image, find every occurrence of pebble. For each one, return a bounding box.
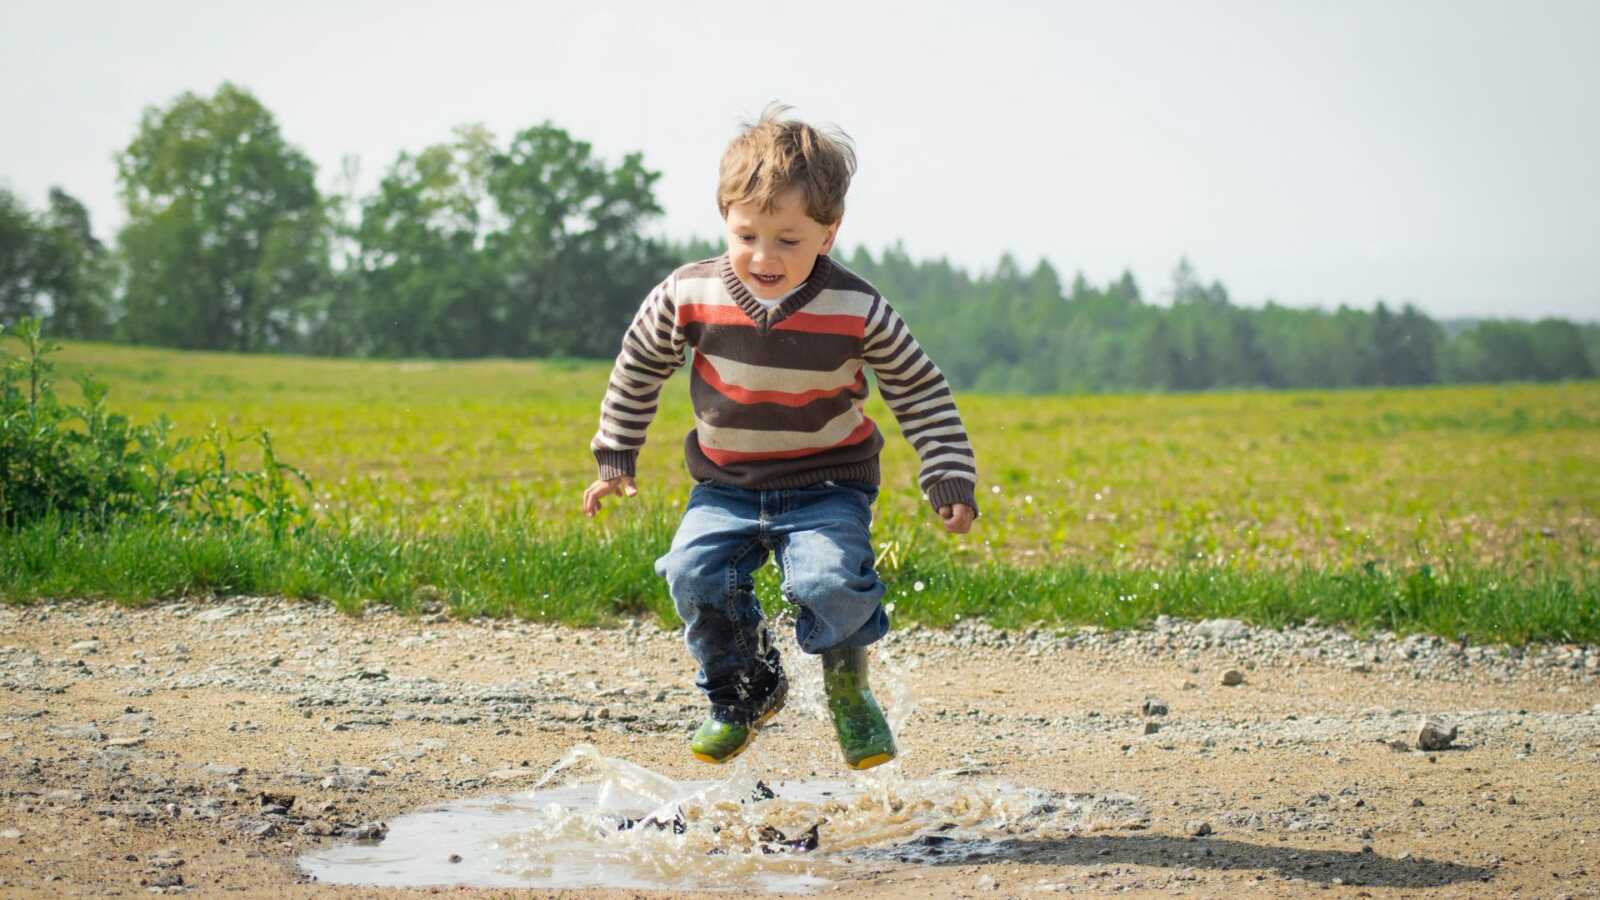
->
[195,607,242,623]
[1220,670,1246,687]
[47,724,104,742]
[1196,619,1249,641]
[1416,716,1458,751]
[1141,696,1169,717]
[345,821,389,841]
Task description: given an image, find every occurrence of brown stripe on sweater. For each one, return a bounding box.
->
[690,369,866,432]
[680,323,862,372]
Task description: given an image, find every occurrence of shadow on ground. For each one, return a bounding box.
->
[875,833,1492,889]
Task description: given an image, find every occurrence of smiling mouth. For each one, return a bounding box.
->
[751,273,783,287]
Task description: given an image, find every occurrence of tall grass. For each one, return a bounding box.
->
[2,509,1592,644]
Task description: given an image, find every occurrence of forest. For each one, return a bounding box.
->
[3,83,1595,394]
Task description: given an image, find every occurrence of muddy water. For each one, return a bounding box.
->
[299,743,1147,892]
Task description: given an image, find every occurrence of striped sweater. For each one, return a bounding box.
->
[590,254,979,513]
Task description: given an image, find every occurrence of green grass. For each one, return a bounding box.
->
[8,340,1598,642]
[3,510,1592,644]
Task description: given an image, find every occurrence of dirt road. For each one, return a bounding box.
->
[2,598,1597,897]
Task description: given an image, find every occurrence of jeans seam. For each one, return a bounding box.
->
[723,537,764,667]
[778,535,794,606]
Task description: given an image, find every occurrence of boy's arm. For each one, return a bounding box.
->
[860,295,980,517]
[590,276,688,479]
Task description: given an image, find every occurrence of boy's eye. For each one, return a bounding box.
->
[778,238,800,247]
[737,235,755,244]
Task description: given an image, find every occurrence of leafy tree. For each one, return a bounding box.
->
[0,188,114,338]
[352,125,499,357]
[116,82,328,351]
[351,122,668,358]
[0,188,44,324]
[486,124,666,358]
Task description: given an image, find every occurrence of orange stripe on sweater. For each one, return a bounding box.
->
[697,418,878,465]
[772,312,865,337]
[677,304,752,327]
[693,355,863,407]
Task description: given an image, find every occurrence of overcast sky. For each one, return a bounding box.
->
[3,0,1597,320]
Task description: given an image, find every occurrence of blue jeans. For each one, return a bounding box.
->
[655,479,889,723]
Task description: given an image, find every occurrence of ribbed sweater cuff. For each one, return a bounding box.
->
[594,449,637,481]
[925,478,979,516]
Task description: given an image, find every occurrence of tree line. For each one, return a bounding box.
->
[1,83,1595,393]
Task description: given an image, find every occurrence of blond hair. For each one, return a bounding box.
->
[717,103,857,225]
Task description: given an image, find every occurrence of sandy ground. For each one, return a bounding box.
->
[2,597,1598,898]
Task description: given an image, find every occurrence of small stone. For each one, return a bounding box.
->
[1416,716,1457,751]
[195,606,241,623]
[1411,798,1425,808]
[1143,721,1161,735]
[1220,670,1245,687]
[1187,820,1213,837]
[597,707,611,720]
[1196,619,1249,641]
[203,763,244,777]
[449,853,463,863]
[344,821,388,841]
[485,768,538,783]
[1141,696,1169,717]
[69,640,101,655]
[47,723,104,742]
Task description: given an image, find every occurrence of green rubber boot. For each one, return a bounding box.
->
[822,647,897,770]
[690,679,787,764]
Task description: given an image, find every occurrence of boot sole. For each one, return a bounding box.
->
[847,751,895,770]
[690,691,786,765]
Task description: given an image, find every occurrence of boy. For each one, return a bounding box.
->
[582,105,978,770]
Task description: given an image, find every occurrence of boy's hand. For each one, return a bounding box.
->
[938,503,976,534]
[583,476,637,518]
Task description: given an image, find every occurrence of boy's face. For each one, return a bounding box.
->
[724,188,839,300]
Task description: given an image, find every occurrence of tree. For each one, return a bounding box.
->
[352,125,499,357]
[350,122,668,358]
[116,82,328,351]
[0,187,114,338]
[0,188,44,324]
[486,123,666,357]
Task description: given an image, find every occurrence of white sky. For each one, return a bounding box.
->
[3,0,1597,320]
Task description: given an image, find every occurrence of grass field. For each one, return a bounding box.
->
[6,340,1597,642]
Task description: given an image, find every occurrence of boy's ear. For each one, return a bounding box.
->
[819,219,841,255]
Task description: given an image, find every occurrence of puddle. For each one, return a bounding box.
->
[299,744,1147,892]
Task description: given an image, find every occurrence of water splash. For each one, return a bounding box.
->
[299,744,1146,892]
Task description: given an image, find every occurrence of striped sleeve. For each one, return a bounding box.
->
[589,276,688,479]
[861,296,980,515]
